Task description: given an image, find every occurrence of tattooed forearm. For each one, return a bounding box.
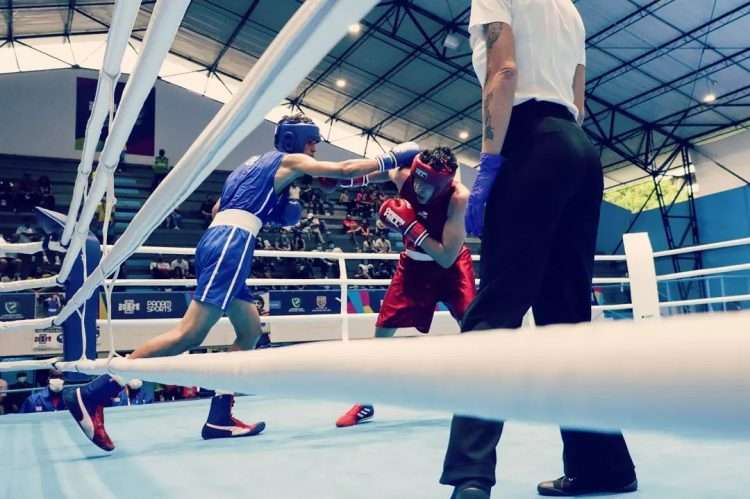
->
[484,22,503,50]
[484,91,495,141]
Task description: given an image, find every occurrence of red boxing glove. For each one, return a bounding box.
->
[378,198,429,247]
[317,177,339,193]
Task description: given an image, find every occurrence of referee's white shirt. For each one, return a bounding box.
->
[470,0,586,121]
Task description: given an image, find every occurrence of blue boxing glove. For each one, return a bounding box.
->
[375,142,420,172]
[465,153,504,237]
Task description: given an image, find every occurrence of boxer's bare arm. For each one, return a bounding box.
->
[418,184,469,268]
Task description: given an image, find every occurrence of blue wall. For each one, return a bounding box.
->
[598,185,750,301]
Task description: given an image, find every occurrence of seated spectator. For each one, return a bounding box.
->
[303,213,326,244]
[0,181,11,211]
[362,236,373,253]
[5,372,33,413]
[309,189,324,215]
[0,375,7,415]
[338,190,355,215]
[37,175,51,195]
[276,233,292,251]
[294,259,314,279]
[150,255,172,279]
[111,379,154,407]
[171,256,190,278]
[356,260,373,279]
[342,214,360,241]
[291,231,306,251]
[39,192,56,210]
[19,173,36,193]
[20,370,65,413]
[372,235,391,253]
[15,217,39,243]
[200,196,215,228]
[164,209,183,230]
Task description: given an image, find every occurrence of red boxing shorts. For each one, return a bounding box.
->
[376,246,476,333]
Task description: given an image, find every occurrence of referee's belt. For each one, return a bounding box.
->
[210,209,263,237]
[405,249,434,261]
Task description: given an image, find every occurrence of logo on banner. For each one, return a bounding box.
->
[118,299,140,314]
[313,295,331,313]
[33,326,64,352]
[4,302,17,314]
[146,300,172,313]
[288,296,305,313]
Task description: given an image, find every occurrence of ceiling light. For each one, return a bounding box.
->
[348,23,362,35]
[703,78,718,104]
[458,130,470,140]
[443,32,461,51]
[335,78,347,88]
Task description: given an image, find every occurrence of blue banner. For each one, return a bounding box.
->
[270,290,341,315]
[0,293,36,321]
[109,292,191,319]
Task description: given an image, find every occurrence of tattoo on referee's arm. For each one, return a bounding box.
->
[484,22,503,50]
[484,91,495,141]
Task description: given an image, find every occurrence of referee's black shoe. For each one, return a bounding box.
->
[451,484,490,499]
[537,475,638,496]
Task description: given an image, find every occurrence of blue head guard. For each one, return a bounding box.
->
[274,121,321,153]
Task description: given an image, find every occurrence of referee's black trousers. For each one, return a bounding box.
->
[441,101,635,489]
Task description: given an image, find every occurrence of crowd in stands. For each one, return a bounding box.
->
[0,173,56,213]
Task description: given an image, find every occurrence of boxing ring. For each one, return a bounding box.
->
[1,0,750,496]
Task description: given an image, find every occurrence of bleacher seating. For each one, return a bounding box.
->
[0,154,484,281]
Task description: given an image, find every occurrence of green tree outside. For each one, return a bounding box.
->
[604,176,690,213]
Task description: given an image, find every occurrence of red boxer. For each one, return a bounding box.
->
[327,147,476,427]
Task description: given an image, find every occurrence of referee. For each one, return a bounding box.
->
[441,1,637,498]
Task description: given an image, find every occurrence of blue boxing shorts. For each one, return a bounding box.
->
[193,225,256,310]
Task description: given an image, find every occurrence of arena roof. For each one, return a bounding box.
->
[1,0,749,186]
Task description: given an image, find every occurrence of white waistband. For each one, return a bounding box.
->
[210,209,263,236]
[405,249,434,261]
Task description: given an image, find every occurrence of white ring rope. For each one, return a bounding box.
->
[54,311,750,439]
[57,0,191,284]
[53,0,381,325]
[60,0,142,246]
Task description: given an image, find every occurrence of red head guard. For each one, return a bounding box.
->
[409,152,455,201]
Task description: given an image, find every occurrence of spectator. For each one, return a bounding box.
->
[338,189,355,215]
[171,256,190,278]
[289,182,301,203]
[111,379,154,406]
[44,293,62,316]
[39,191,56,210]
[294,259,314,279]
[0,375,7,415]
[164,209,183,230]
[5,372,33,413]
[309,189,324,215]
[291,231,306,251]
[94,199,115,238]
[372,234,391,254]
[200,196,215,228]
[15,217,39,243]
[152,148,170,189]
[304,213,326,244]
[20,370,65,413]
[342,214,361,243]
[19,173,35,192]
[150,255,172,279]
[356,260,373,279]
[37,175,51,195]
